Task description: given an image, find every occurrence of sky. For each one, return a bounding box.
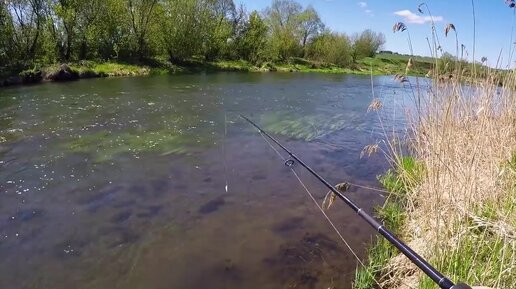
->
[238,0,516,68]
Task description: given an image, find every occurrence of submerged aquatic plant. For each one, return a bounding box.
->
[65,129,216,162]
[260,113,363,142]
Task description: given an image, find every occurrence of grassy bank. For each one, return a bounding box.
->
[353,65,516,288]
[353,156,423,289]
[0,53,434,88]
[6,52,509,89]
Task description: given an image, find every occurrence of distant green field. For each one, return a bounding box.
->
[357,53,434,76]
[376,52,435,63]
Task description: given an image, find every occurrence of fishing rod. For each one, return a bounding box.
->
[241,115,472,289]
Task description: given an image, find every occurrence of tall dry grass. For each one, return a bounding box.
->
[380,59,516,288]
[358,3,516,287]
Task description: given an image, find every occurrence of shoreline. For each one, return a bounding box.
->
[0,57,428,89]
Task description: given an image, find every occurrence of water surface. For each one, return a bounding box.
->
[0,73,416,289]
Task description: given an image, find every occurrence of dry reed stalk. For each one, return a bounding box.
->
[382,70,516,288]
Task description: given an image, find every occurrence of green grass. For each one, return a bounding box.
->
[353,156,422,289]
[5,52,507,87]
[69,62,150,77]
[418,153,516,289]
[3,54,429,87]
[358,53,434,76]
[354,153,516,289]
[419,199,515,289]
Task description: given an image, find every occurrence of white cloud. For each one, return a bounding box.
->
[394,10,444,24]
[357,2,372,16]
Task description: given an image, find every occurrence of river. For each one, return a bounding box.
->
[0,72,415,289]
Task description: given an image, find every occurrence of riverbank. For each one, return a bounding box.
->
[353,71,516,289]
[0,53,434,88]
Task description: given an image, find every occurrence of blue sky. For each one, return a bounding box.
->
[238,0,516,68]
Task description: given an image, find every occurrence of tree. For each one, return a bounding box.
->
[43,0,106,61]
[351,29,385,62]
[0,2,15,66]
[0,0,389,73]
[265,0,303,61]
[44,0,80,61]
[127,0,159,60]
[93,0,131,59]
[5,0,45,62]
[438,52,456,74]
[160,0,205,62]
[75,0,104,59]
[298,5,324,57]
[203,0,237,60]
[238,11,268,64]
[307,31,352,67]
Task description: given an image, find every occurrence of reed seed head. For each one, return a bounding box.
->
[445,23,456,37]
[368,98,383,112]
[393,22,407,33]
[417,3,425,14]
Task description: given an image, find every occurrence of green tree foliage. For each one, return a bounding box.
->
[438,52,456,74]
[237,11,268,64]
[0,2,15,66]
[45,0,105,61]
[298,5,324,57]
[161,0,204,62]
[0,0,386,70]
[203,0,237,60]
[93,0,131,60]
[265,0,303,61]
[127,0,159,59]
[6,0,45,62]
[307,31,352,66]
[351,29,386,62]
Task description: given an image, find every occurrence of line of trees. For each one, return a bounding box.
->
[0,0,386,69]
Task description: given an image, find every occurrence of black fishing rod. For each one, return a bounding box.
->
[241,115,472,289]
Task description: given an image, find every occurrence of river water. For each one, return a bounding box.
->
[0,73,416,289]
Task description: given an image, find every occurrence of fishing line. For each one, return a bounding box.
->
[244,115,471,289]
[224,111,228,193]
[258,131,383,288]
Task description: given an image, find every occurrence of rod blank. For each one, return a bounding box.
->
[241,115,471,289]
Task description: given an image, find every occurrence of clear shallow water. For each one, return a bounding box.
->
[0,73,416,289]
